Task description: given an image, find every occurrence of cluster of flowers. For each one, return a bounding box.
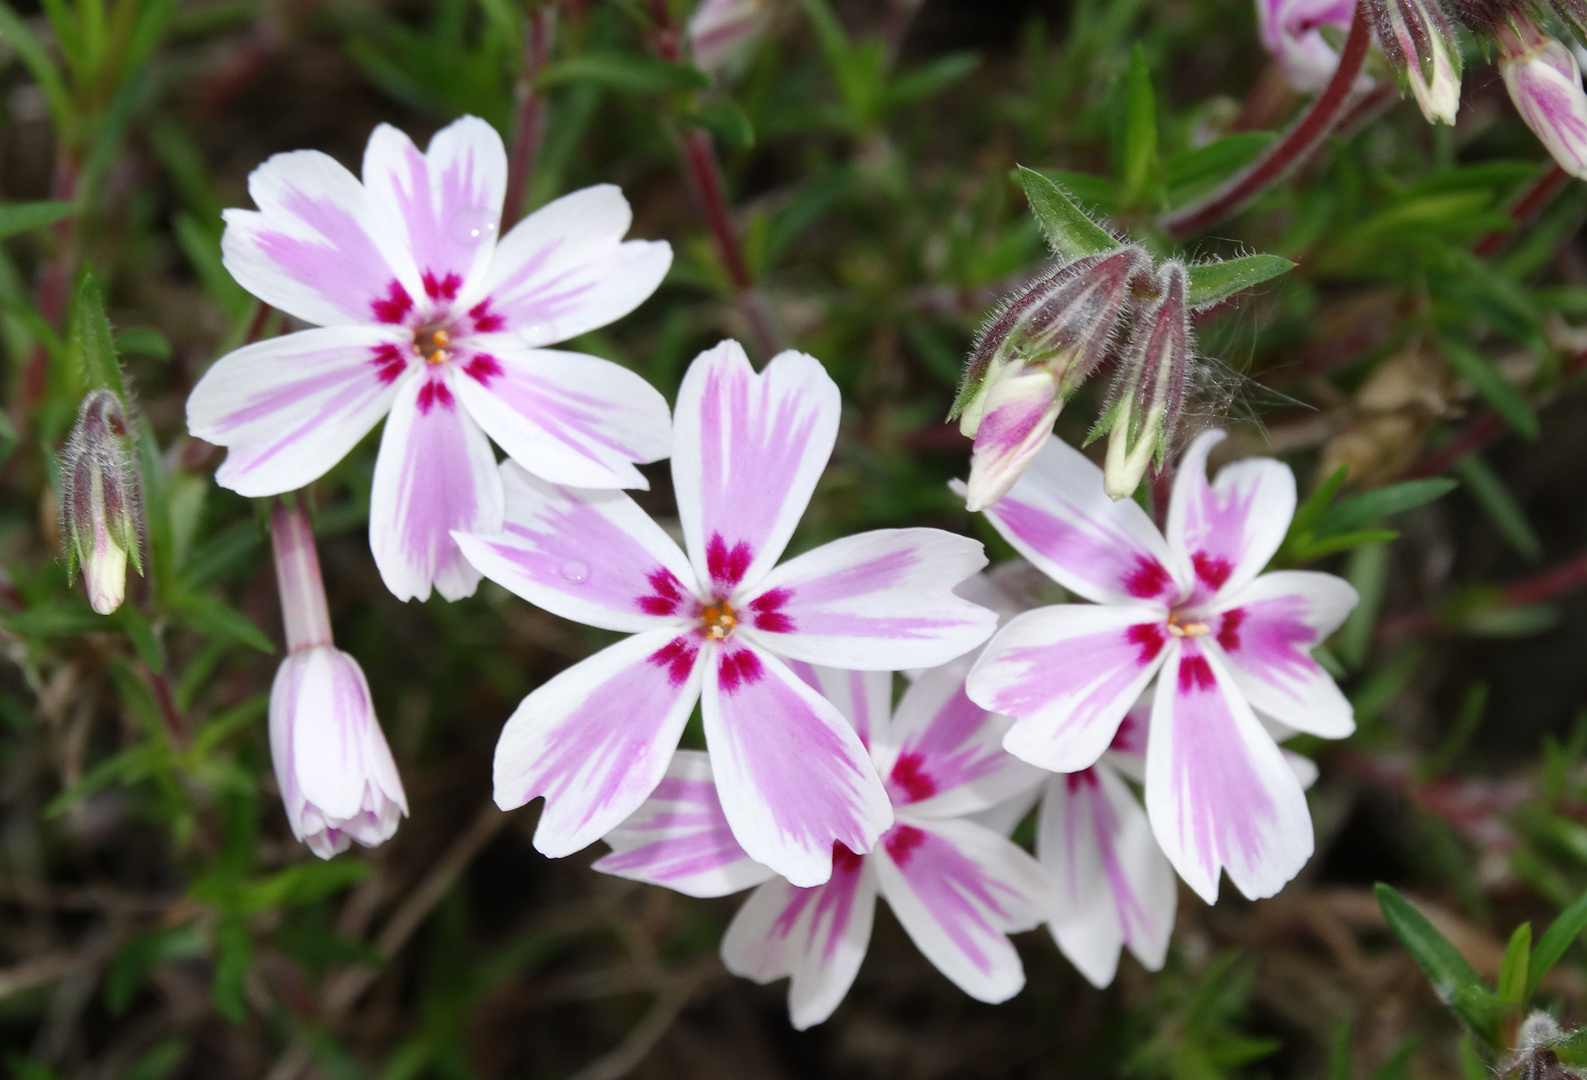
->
[1263,0,1587,176]
[138,117,1363,1023]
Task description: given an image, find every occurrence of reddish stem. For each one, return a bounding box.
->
[20,152,82,416]
[1472,163,1569,259]
[501,8,556,229]
[1501,550,1587,608]
[147,667,189,750]
[1161,2,1372,239]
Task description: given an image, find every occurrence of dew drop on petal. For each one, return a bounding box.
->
[560,560,589,584]
[520,321,552,344]
[450,207,499,246]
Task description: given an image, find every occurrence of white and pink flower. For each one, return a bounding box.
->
[963,431,1357,902]
[1499,18,1587,179]
[595,657,1050,1029]
[454,341,997,887]
[187,116,673,602]
[1257,0,1359,92]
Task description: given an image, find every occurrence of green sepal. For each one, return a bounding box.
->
[1015,165,1119,261]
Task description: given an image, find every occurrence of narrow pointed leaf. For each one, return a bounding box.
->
[1185,254,1296,309]
[0,200,75,241]
[1528,890,1587,1000]
[1016,165,1119,260]
[1441,340,1539,440]
[1375,883,1483,1002]
[1314,478,1458,535]
[1497,922,1530,1006]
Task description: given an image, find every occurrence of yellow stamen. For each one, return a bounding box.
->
[702,601,738,640]
[1166,611,1210,637]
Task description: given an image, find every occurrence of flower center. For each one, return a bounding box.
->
[412,322,454,366]
[700,599,738,640]
[1166,610,1210,638]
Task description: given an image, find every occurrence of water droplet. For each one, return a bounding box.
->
[450,207,499,246]
[560,560,589,584]
[520,321,553,345]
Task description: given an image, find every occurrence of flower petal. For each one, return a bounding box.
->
[188,326,406,497]
[674,342,839,595]
[495,627,704,857]
[221,149,419,327]
[784,663,894,749]
[1166,430,1296,605]
[370,371,504,602]
[872,817,1050,1004]
[720,853,878,1030]
[362,117,506,310]
[1038,769,1175,988]
[453,461,695,633]
[593,750,775,898]
[967,605,1170,773]
[874,655,1044,817]
[451,346,671,490]
[742,529,996,671]
[1211,570,1358,738]
[966,784,1043,839]
[703,643,892,887]
[964,371,1062,513]
[959,436,1183,607]
[1146,640,1314,903]
[478,184,671,345]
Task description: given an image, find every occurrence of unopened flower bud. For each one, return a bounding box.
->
[269,505,407,858]
[1369,0,1462,123]
[1104,261,1192,501]
[956,246,1149,511]
[688,0,771,74]
[60,390,143,615]
[1499,18,1587,177]
[1258,0,1361,92]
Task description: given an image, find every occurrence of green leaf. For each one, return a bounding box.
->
[2,601,108,638]
[1290,529,1401,562]
[211,918,250,1023]
[1314,478,1458,535]
[0,200,75,241]
[1499,922,1532,1007]
[1120,44,1159,206]
[539,54,710,94]
[116,605,163,672]
[187,696,267,763]
[113,327,172,360]
[1016,165,1118,260]
[1452,454,1543,562]
[171,593,274,654]
[0,2,71,129]
[239,859,371,913]
[1329,1018,1351,1080]
[1185,254,1296,310]
[106,925,204,1014]
[123,1038,187,1080]
[1375,883,1497,1038]
[1441,340,1539,440]
[689,99,755,150]
[1165,132,1273,202]
[69,274,125,400]
[1528,891,1587,999]
[886,51,979,107]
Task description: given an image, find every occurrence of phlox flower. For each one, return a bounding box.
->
[595,657,1050,1029]
[1257,0,1359,91]
[268,504,407,858]
[454,341,997,887]
[963,432,1358,902]
[187,116,673,602]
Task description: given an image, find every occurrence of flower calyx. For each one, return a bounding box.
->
[61,389,144,615]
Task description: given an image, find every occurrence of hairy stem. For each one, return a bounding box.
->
[1160,1,1372,239]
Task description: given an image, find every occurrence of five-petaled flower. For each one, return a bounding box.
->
[963,432,1358,901]
[453,341,998,887]
[187,116,673,602]
[595,657,1051,1029]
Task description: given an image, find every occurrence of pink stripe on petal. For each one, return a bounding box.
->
[1165,430,1296,605]
[966,436,1184,607]
[453,461,696,633]
[721,856,879,1030]
[481,185,671,345]
[1145,640,1314,903]
[1213,570,1357,738]
[188,326,405,497]
[968,605,1169,774]
[370,371,503,602]
[787,665,894,749]
[452,346,672,491]
[674,343,840,596]
[594,750,775,898]
[704,645,892,888]
[496,628,704,858]
[743,529,996,671]
[872,817,1049,1003]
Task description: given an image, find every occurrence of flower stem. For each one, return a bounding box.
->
[1472,162,1569,258]
[501,7,556,229]
[1160,0,1372,240]
[19,151,81,418]
[270,503,332,653]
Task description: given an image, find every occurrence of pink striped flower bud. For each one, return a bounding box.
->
[1368,0,1462,123]
[955,246,1149,512]
[60,390,143,615]
[687,0,771,74]
[1499,17,1587,177]
[1103,260,1192,501]
[269,505,407,859]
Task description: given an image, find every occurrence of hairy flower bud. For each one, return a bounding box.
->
[60,390,143,615]
[956,246,1149,511]
[688,0,771,74]
[1368,0,1462,123]
[269,505,407,858]
[1103,261,1192,501]
[1499,18,1587,177]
